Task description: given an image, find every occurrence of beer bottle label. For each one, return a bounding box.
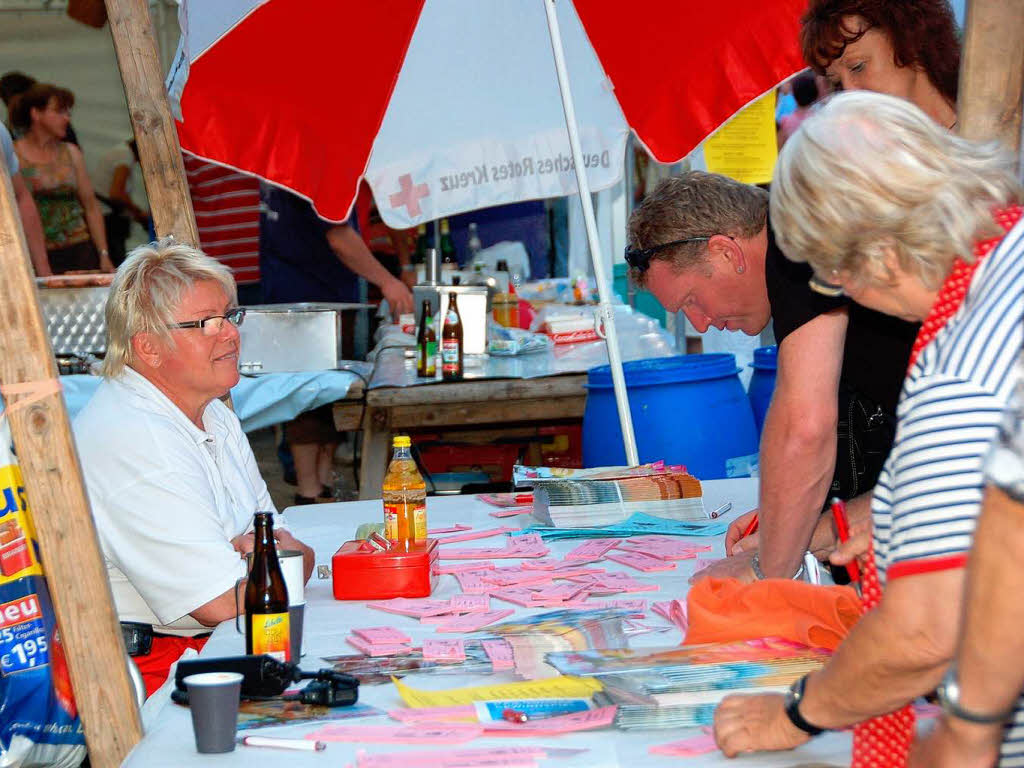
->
[413,501,427,540]
[441,339,459,372]
[384,503,400,540]
[250,612,290,661]
[446,309,458,324]
[425,341,437,375]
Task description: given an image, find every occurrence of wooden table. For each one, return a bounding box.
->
[340,373,587,499]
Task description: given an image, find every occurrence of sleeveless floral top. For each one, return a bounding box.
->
[16,141,90,250]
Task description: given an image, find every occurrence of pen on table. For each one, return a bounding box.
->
[710,501,732,519]
[240,735,326,752]
[829,497,861,584]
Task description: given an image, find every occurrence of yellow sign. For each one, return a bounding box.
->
[393,675,603,708]
[704,91,778,185]
[0,464,43,586]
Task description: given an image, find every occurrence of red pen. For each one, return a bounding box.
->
[830,497,860,583]
[740,514,759,539]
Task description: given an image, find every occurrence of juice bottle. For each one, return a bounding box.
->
[382,435,427,543]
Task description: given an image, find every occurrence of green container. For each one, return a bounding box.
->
[613,263,667,327]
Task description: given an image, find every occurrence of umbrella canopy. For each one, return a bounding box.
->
[169,0,806,226]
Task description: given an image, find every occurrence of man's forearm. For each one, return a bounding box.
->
[757,402,836,577]
[953,486,1024,716]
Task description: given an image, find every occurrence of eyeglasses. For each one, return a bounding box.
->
[808,271,845,297]
[166,307,246,336]
[624,236,712,273]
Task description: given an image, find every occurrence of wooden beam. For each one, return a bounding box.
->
[958,0,1024,162]
[105,0,200,244]
[0,160,142,765]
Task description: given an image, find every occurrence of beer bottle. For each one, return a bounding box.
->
[417,300,437,378]
[441,292,464,381]
[382,436,427,542]
[244,512,291,661]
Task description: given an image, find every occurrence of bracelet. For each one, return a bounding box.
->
[100,249,110,257]
[751,552,806,580]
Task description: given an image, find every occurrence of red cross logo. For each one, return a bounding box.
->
[388,173,430,218]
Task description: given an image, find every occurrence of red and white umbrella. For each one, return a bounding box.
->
[168,0,806,463]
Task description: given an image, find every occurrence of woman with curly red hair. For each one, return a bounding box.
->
[800,0,959,128]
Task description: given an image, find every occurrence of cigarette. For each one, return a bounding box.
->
[710,502,732,519]
[240,736,326,751]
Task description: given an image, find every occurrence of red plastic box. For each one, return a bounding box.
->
[332,539,439,600]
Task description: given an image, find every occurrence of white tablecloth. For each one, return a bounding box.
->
[123,479,851,767]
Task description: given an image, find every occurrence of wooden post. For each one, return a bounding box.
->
[0,167,143,763]
[958,0,1024,163]
[105,0,200,245]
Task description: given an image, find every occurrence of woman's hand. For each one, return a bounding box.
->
[713,692,810,757]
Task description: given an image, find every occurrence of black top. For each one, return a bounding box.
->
[259,184,359,304]
[764,222,918,416]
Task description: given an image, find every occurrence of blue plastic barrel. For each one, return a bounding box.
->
[747,345,778,436]
[583,354,759,479]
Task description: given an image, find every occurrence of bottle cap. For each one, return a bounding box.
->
[393,435,411,448]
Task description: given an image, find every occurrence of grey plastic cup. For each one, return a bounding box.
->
[289,603,305,659]
[183,672,243,753]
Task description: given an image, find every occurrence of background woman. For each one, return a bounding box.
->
[11,83,113,274]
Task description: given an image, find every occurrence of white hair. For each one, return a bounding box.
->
[102,238,237,378]
[770,91,1022,289]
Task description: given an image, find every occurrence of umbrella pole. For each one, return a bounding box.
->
[542,0,639,466]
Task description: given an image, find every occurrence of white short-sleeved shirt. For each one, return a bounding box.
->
[74,367,283,636]
[93,142,134,215]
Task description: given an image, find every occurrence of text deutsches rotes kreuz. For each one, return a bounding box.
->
[438,151,611,193]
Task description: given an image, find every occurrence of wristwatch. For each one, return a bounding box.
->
[937,662,1016,724]
[784,674,825,736]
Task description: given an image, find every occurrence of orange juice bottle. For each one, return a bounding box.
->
[382,435,427,543]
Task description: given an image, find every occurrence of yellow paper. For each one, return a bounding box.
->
[393,674,603,708]
[704,91,778,185]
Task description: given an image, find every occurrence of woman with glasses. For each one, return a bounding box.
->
[713,91,1024,766]
[73,239,314,697]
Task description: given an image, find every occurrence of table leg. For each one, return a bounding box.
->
[359,405,390,500]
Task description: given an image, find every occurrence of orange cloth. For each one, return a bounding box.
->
[682,577,861,651]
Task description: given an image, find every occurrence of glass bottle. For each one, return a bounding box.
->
[417,300,437,378]
[244,512,291,661]
[441,292,464,380]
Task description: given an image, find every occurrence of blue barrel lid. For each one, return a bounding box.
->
[587,354,741,389]
[751,345,778,370]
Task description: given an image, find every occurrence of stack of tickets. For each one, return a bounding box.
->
[531,472,704,527]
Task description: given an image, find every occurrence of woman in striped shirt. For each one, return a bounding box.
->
[713,90,1024,766]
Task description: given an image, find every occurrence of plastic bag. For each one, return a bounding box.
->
[0,413,85,768]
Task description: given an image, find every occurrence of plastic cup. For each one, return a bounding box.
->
[289,603,305,659]
[183,672,243,753]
